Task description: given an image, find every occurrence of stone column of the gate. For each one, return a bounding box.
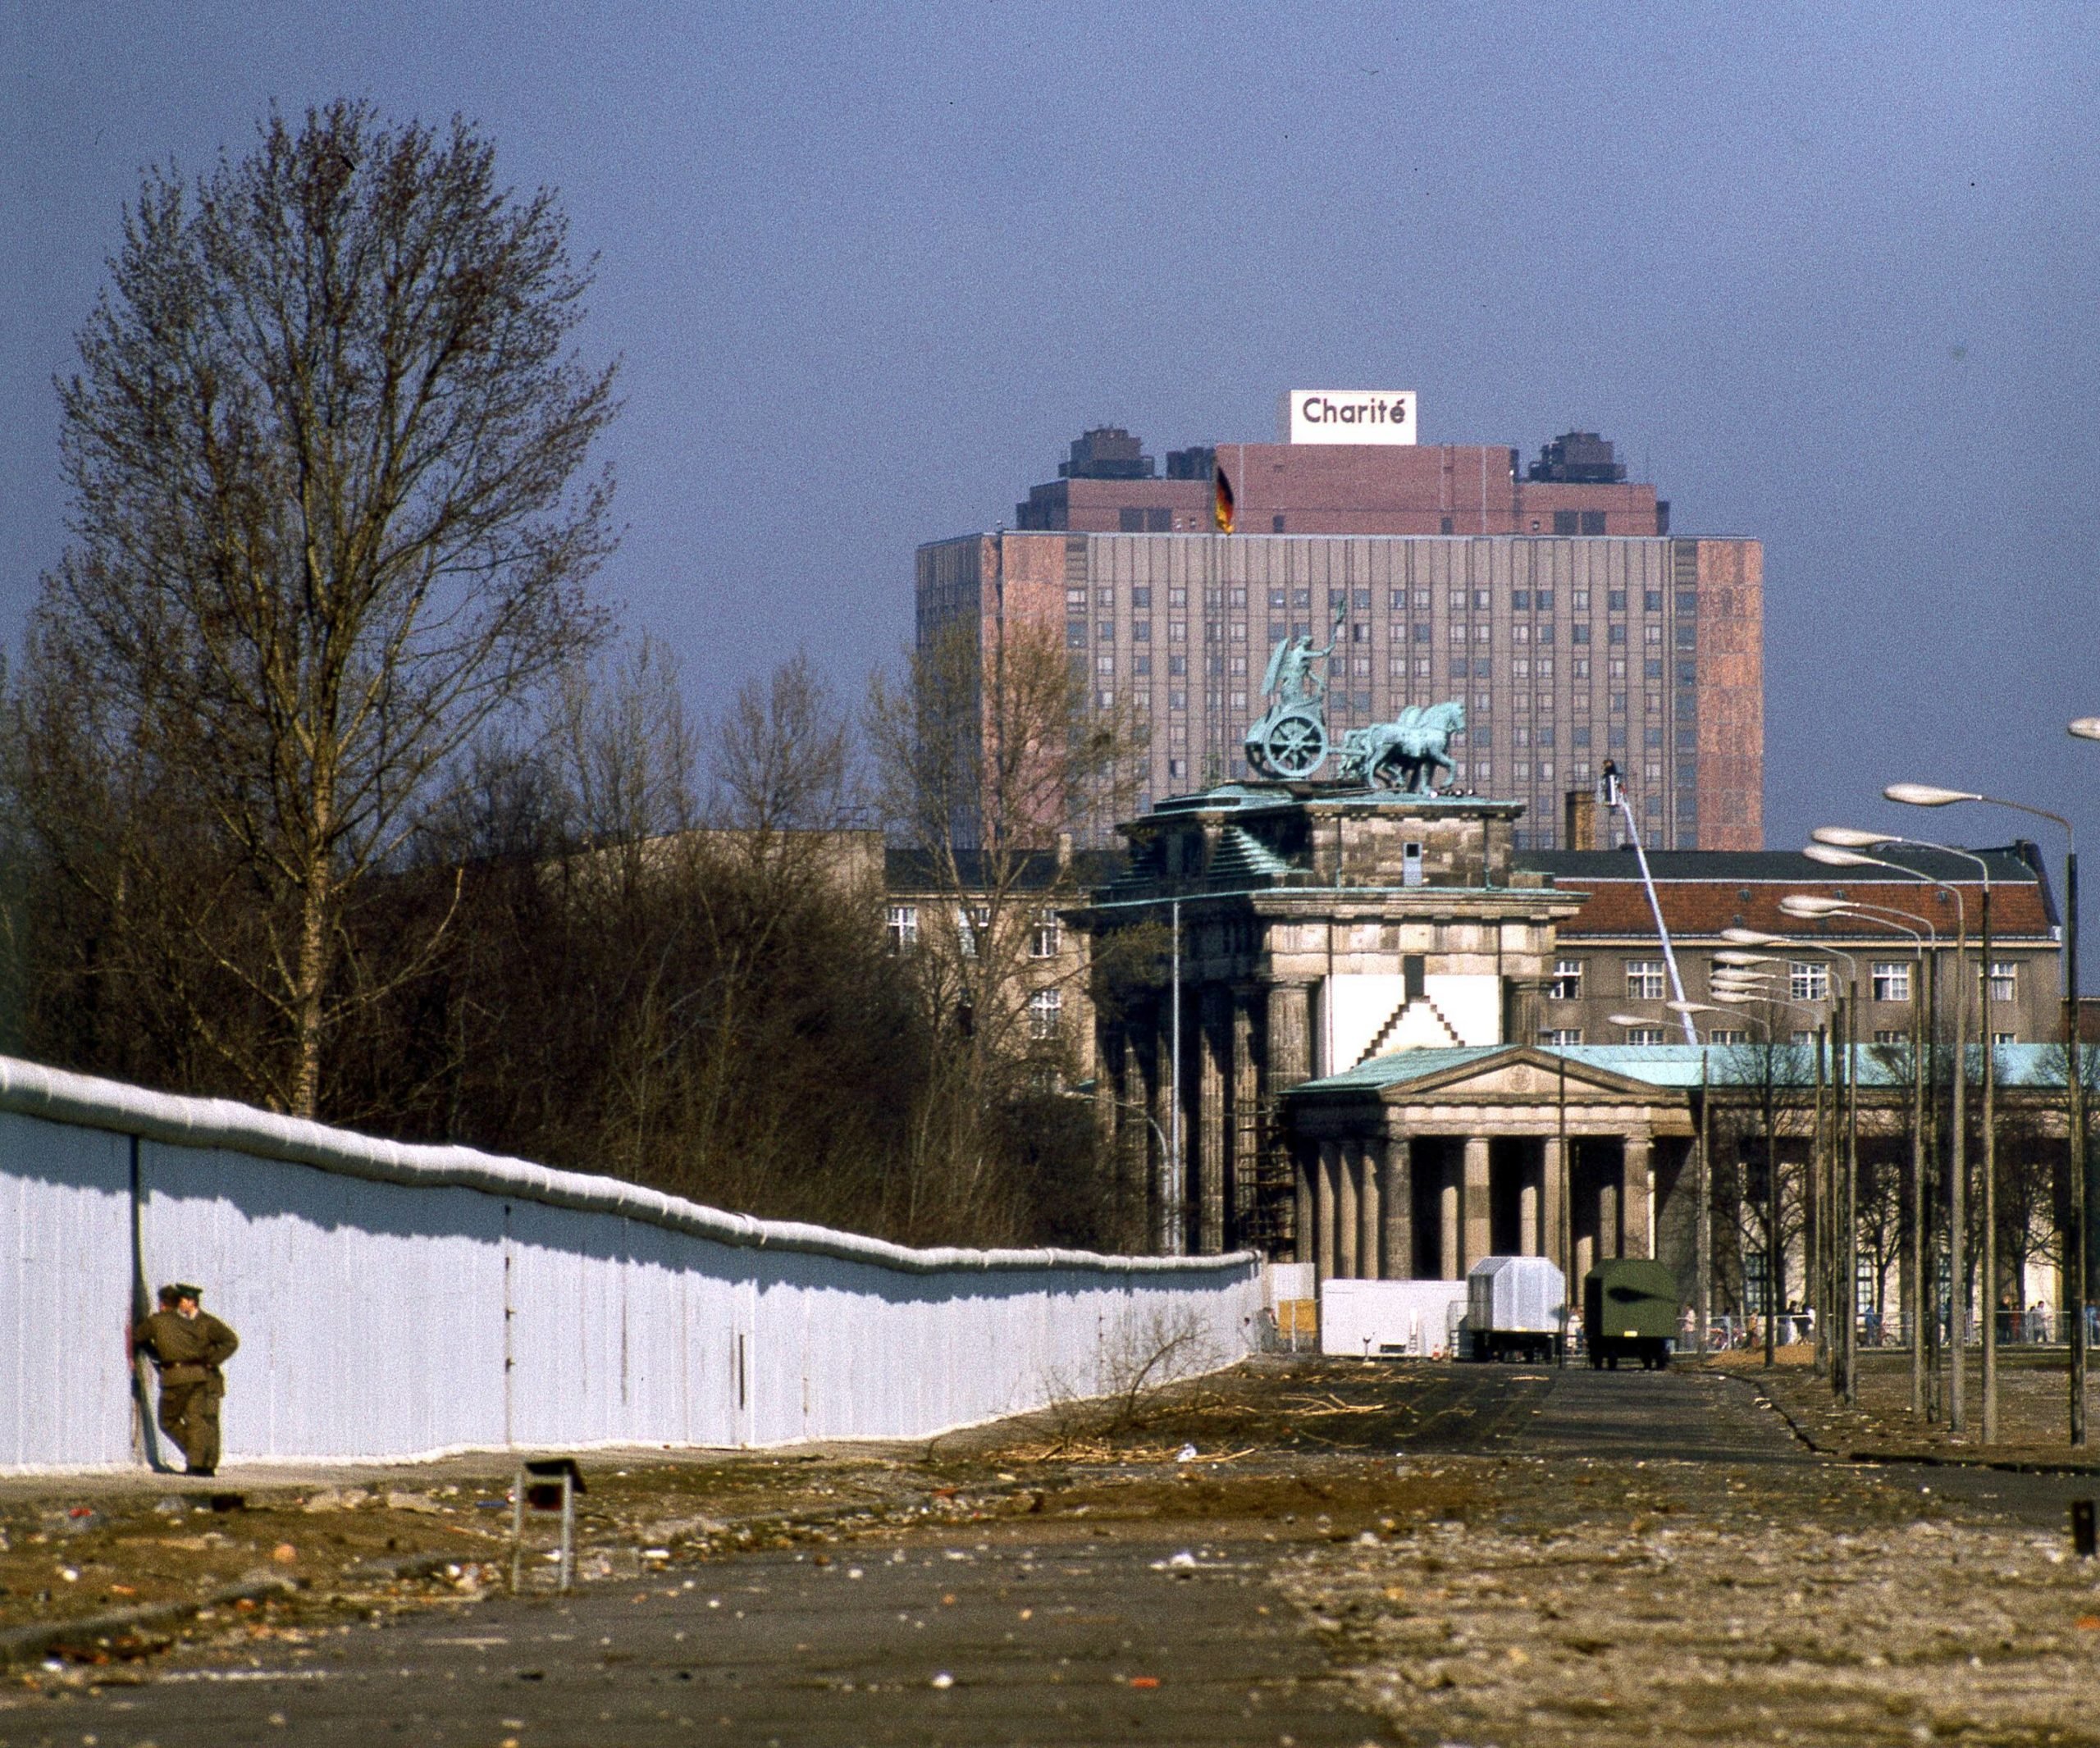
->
[1462,1135,1492,1272]
[1378,1137,1411,1282]
[1230,991,1260,1249]
[1519,1138,1542,1257]
[1542,1134,1567,1278]
[1623,1132,1655,1261]
[1196,985,1228,1254]
[1294,1142,1315,1268]
[1335,1141,1359,1278]
[1355,1140,1382,1278]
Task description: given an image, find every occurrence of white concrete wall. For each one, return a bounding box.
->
[0,1058,1259,1472]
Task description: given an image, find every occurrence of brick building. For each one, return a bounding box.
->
[1016,425,1668,539]
[917,528,1762,851]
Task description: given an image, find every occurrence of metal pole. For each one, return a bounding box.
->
[1951,893,1970,1435]
[1845,978,1860,1405]
[2069,847,2088,1446]
[1765,1056,1780,1368]
[1813,1022,1829,1378]
[1982,883,1997,1443]
[1697,1047,1712,1360]
[1558,1052,1570,1367]
[1168,897,1183,1257]
[1911,945,1928,1417]
[1925,947,1943,1423]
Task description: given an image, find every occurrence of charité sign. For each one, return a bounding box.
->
[1276,389,1418,445]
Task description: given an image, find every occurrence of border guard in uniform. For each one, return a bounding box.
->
[131,1284,239,1476]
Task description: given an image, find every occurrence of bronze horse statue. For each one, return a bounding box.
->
[1337,700,1467,793]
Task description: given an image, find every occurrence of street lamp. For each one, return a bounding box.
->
[1888,774,2088,1448]
[1783,892,1939,1409]
[1811,827,1993,1436]
[1726,922,1860,1391]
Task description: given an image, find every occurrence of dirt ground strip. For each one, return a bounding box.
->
[1740,1346,2100,1470]
[5,1356,2100,1746]
[1281,1454,2100,1747]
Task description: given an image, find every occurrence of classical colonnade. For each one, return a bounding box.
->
[1294,1131,1658,1284]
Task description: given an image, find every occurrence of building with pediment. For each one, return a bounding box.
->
[1076,778,2070,1319]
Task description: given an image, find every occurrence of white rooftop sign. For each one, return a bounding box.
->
[1278,388,1418,445]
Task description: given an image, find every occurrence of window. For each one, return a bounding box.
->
[1989,961,2016,1002]
[1871,961,1911,1002]
[1993,1029,2018,1046]
[956,906,989,958]
[1169,587,1187,607]
[1550,959,1583,1000]
[1066,587,1087,607]
[1133,622,1150,642]
[1571,623,1590,645]
[1581,510,1607,536]
[1132,586,1151,608]
[886,905,919,951]
[1623,1027,1666,1046]
[1134,654,1151,676]
[1742,1252,1772,1315]
[1571,590,1589,610]
[1608,624,1627,645]
[1537,590,1554,610]
[1790,961,1829,1002]
[1404,954,1427,999]
[1027,988,1063,1039]
[1096,652,1114,674]
[1644,623,1663,645]
[1066,620,1087,649]
[1607,590,1627,611]
[1402,840,1425,888]
[1168,621,1185,641]
[1030,911,1061,959]
[1552,510,1578,535]
[1874,1029,1906,1045]
[1625,961,1665,999]
[1540,1029,1583,1047]
[1710,1029,1748,1045]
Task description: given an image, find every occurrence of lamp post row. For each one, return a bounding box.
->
[1784,723,2093,1449]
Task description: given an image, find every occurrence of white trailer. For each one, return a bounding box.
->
[1463,1256,1568,1362]
[1317,1278,1468,1358]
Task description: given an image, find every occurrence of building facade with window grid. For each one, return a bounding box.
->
[1519,845,2063,1051]
[915,530,1762,851]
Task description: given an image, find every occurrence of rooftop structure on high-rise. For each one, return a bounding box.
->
[920,395,1762,852]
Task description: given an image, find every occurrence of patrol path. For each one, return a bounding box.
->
[57,1531,1390,1746]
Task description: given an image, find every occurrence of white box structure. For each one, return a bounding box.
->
[1465,1257,1567,1337]
[1318,1279,1467,1358]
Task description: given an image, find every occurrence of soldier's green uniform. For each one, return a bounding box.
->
[132,1291,238,1475]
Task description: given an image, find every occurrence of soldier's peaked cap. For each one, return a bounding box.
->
[172,1283,203,1301]
[157,1284,181,1303]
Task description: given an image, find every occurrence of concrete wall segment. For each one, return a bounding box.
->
[0,1058,1260,1472]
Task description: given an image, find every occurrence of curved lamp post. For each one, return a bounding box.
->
[1782,892,1938,1411]
[1813,828,1994,1436]
[1888,776,2088,1449]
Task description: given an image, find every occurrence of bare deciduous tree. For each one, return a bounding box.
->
[22,100,619,1116]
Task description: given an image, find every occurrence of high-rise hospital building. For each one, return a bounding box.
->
[916,397,1763,851]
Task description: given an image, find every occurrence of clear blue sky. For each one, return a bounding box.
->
[5,3,2098,937]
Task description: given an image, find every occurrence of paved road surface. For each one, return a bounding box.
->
[30,1361,2095,1747]
[68,1532,1388,1747]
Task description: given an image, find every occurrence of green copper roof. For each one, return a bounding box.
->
[1294,1041,2077,1096]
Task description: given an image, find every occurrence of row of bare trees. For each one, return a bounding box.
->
[0,100,1141,1249]
[1701,1037,2093,1335]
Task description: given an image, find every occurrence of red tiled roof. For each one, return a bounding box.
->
[1552,878,2055,942]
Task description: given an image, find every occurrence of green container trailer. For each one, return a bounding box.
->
[1582,1259,1679,1371]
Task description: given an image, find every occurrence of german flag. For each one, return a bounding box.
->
[1212,465,1235,534]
